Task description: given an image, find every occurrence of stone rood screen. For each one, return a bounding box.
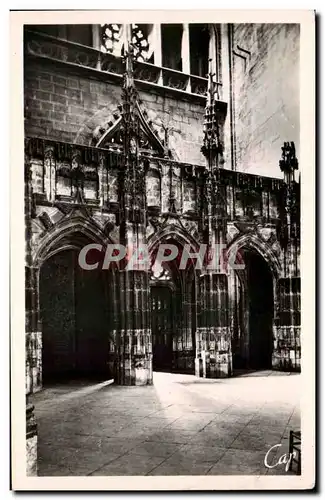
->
[25,134,300,392]
[19,17,312,486]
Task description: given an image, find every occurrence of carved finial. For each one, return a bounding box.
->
[206,58,216,109]
[279,141,299,184]
[160,122,179,158]
[201,59,221,162]
[121,35,140,161]
[123,41,135,91]
[169,196,178,215]
[71,154,85,199]
[121,25,137,103]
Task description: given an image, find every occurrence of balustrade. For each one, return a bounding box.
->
[25,29,221,98]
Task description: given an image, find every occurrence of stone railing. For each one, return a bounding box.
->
[25,137,285,193]
[24,29,221,99]
[25,137,285,226]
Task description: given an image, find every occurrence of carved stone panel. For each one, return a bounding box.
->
[56,162,72,197]
[269,193,279,219]
[171,166,181,212]
[183,180,196,214]
[107,169,119,203]
[31,159,44,195]
[234,188,244,217]
[84,179,97,200]
[146,170,161,209]
[262,191,269,219]
[226,185,234,219]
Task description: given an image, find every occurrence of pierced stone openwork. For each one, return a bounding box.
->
[150,265,173,282]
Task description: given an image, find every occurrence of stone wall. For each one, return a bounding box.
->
[229,23,300,178]
[24,61,206,166]
[25,23,300,179]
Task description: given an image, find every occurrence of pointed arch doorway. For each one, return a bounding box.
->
[150,269,175,372]
[230,248,274,372]
[39,247,111,384]
[149,238,197,374]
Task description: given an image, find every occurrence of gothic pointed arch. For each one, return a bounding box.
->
[148,223,201,257]
[94,101,166,157]
[33,213,112,267]
[226,232,281,279]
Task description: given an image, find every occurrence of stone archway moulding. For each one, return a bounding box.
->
[226,232,282,280]
[33,216,112,268]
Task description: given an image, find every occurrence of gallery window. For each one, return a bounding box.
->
[25,23,222,96]
[189,24,210,78]
[161,24,183,71]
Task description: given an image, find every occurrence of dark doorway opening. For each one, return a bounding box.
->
[246,250,274,370]
[231,249,274,374]
[40,249,110,384]
[151,285,174,372]
[150,241,196,374]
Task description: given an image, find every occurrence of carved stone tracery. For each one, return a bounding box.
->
[24,30,301,390]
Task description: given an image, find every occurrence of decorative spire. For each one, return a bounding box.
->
[279,141,299,184]
[277,142,300,249]
[122,40,138,112]
[206,57,215,109]
[124,40,135,91]
[121,39,139,162]
[201,58,222,162]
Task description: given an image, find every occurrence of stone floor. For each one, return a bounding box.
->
[30,370,301,477]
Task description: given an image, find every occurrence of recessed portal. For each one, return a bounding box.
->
[151,284,174,372]
[40,249,110,384]
[231,249,274,372]
[150,243,197,375]
[246,250,274,370]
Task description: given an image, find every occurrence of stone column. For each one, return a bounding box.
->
[111,44,153,385]
[274,143,301,372]
[92,24,102,70]
[152,24,163,85]
[92,24,101,50]
[26,403,37,476]
[208,25,217,79]
[113,154,152,385]
[273,275,301,372]
[114,182,152,385]
[181,23,191,92]
[25,152,42,394]
[25,149,39,477]
[161,161,171,214]
[181,23,190,74]
[196,270,232,378]
[115,266,152,385]
[219,23,233,168]
[44,144,56,202]
[98,153,109,207]
[119,158,152,386]
[25,265,42,394]
[152,24,162,67]
[196,59,231,378]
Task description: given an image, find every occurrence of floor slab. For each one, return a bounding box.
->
[31,371,301,477]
